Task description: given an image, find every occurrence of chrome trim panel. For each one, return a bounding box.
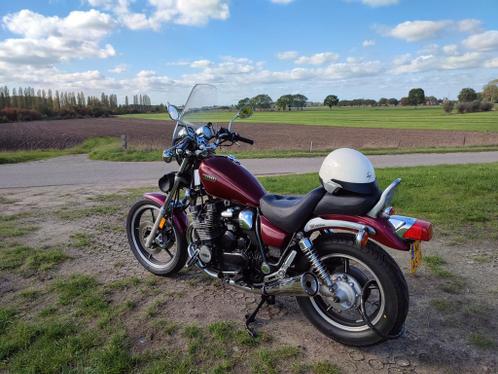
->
[304,217,376,235]
[238,209,255,230]
[388,215,416,238]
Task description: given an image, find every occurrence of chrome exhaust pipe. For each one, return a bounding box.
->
[227,273,319,297]
[263,273,319,297]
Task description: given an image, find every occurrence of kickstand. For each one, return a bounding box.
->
[245,295,274,337]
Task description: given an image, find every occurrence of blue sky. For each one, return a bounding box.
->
[0,0,497,104]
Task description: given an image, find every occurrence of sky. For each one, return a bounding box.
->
[0,0,497,105]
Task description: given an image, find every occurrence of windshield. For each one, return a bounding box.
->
[172,84,218,143]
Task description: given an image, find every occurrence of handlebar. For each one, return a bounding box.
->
[164,124,254,163]
[234,134,254,145]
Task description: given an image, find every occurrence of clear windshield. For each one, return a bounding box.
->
[172,84,218,143]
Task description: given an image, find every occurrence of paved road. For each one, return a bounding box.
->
[1,151,498,189]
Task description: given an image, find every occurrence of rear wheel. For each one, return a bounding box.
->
[296,237,408,346]
[126,199,187,276]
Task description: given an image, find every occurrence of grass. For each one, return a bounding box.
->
[468,333,496,350]
[121,106,498,132]
[259,162,498,241]
[0,244,68,273]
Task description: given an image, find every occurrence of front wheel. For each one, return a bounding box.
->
[126,199,188,276]
[296,237,409,346]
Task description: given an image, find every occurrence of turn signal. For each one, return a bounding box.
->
[403,220,433,241]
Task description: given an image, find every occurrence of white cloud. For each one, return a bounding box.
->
[484,58,498,68]
[381,19,486,43]
[190,59,212,68]
[84,0,229,30]
[457,19,481,33]
[277,51,299,60]
[110,64,128,74]
[386,20,449,42]
[0,9,116,66]
[463,30,498,52]
[392,51,484,74]
[442,44,459,56]
[270,0,294,3]
[295,52,339,65]
[362,39,376,48]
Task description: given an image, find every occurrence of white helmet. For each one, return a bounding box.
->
[319,148,377,194]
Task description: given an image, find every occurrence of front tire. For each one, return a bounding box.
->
[126,199,188,276]
[296,237,409,346]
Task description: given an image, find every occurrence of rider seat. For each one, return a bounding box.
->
[260,185,382,233]
[260,187,326,233]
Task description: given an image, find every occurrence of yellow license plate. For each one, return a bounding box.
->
[410,241,422,273]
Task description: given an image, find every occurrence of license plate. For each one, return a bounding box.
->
[410,241,422,273]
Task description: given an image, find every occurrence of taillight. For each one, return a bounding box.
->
[403,219,433,241]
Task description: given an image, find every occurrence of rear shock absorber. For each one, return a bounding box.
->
[298,237,336,293]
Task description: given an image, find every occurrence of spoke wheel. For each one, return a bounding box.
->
[296,237,409,346]
[126,199,188,276]
[310,254,385,332]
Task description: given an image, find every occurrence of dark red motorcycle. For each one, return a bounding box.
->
[126,84,432,346]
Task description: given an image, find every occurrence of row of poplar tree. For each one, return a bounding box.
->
[0,86,161,122]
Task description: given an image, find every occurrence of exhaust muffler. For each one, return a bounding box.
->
[263,273,319,297]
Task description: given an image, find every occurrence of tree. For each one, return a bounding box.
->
[292,94,308,110]
[388,98,399,106]
[399,97,411,106]
[482,80,498,103]
[458,87,477,102]
[237,97,251,109]
[408,88,425,105]
[378,97,388,106]
[250,94,273,110]
[276,95,293,111]
[324,95,339,109]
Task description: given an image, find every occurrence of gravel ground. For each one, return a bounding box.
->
[1,183,496,373]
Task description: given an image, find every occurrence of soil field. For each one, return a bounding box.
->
[1,181,496,373]
[2,117,498,152]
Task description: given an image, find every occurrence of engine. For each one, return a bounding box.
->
[188,199,263,281]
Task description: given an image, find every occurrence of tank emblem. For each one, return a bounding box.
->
[203,174,217,182]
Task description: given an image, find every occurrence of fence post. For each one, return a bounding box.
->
[121,134,128,150]
[309,141,313,153]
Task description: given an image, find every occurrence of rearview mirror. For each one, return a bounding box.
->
[238,105,253,119]
[167,103,180,121]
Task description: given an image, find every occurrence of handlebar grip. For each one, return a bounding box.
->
[236,135,254,145]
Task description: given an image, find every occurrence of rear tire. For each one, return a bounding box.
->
[126,199,188,276]
[296,237,409,346]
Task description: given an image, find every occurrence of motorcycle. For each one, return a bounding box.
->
[126,84,433,346]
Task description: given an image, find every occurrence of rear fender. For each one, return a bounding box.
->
[143,192,188,235]
[304,214,410,251]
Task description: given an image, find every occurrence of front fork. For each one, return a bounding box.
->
[144,159,190,249]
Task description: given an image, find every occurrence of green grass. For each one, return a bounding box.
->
[259,162,498,240]
[121,106,498,132]
[0,244,68,273]
[468,333,496,350]
[3,133,498,164]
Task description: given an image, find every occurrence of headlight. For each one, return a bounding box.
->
[162,148,175,163]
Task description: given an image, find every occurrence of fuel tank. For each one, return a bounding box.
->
[199,156,266,207]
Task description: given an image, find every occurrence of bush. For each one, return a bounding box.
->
[0,108,42,122]
[443,101,454,113]
[480,101,493,112]
[456,102,466,114]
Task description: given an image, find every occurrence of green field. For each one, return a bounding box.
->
[121,106,498,132]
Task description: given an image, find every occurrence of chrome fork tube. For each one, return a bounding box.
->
[145,158,189,249]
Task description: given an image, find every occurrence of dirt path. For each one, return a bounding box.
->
[1,184,496,373]
[2,117,498,151]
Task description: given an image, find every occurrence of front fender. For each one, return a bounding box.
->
[143,192,188,235]
[306,214,410,251]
